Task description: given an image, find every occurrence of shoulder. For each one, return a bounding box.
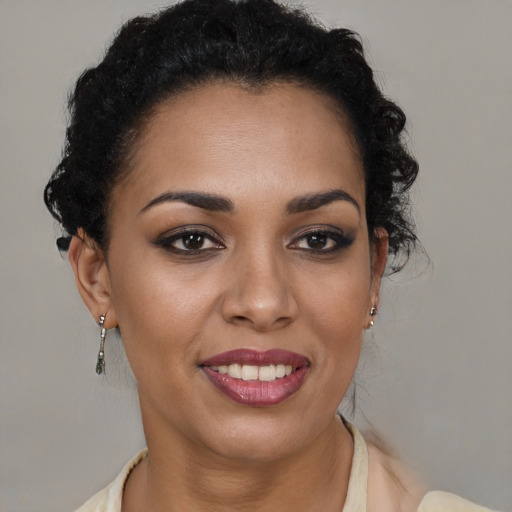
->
[417,491,497,512]
[75,486,111,512]
[74,449,148,512]
[366,441,495,512]
[366,440,426,512]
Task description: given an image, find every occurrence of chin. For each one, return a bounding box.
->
[208,428,305,463]
[192,405,328,464]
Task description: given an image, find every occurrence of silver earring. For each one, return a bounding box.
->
[96,315,107,375]
[367,306,378,329]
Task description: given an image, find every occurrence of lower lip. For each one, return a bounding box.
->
[201,366,310,407]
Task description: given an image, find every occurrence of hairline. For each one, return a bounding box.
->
[102,76,365,252]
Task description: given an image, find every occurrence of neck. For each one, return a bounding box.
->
[123,413,354,512]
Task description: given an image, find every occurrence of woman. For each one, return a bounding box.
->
[43,0,495,510]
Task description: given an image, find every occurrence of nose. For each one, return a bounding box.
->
[220,248,299,332]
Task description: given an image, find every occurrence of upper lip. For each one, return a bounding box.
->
[201,348,310,368]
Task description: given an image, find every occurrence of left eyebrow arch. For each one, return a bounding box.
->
[285,189,360,215]
[139,191,234,215]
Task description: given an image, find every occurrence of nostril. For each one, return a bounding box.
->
[220,275,299,331]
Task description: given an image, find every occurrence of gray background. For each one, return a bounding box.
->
[1,1,511,511]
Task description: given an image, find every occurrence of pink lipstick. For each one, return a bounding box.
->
[200,349,310,406]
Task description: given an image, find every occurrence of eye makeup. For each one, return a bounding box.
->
[153,225,225,255]
[289,228,354,254]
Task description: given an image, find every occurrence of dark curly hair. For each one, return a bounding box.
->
[44,0,418,270]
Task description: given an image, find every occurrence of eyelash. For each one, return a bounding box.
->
[288,229,354,255]
[154,227,354,256]
[154,227,225,254]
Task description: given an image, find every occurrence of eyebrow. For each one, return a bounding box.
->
[285,189,360,215]
[139,191,234,214]
[139,188,360,216]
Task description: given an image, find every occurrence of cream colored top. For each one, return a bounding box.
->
[75,424,495,512]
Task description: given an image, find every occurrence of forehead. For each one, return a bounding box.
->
[115,82,365,212]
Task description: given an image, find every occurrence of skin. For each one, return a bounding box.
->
[68,83,410,511]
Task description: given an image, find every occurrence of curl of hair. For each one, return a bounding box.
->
[44,0,418,271]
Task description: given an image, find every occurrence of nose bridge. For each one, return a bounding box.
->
[221,238,297,331]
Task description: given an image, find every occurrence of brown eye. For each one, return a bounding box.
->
[289,228,354,254]
[182,233,206,250]
[295,232,337,251]
[169,232,219,251]
[306,233,329,250]
[155,228,224,254]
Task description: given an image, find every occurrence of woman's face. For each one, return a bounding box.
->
[77,83,387,461]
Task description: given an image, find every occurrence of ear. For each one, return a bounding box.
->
[68,229,118,329]
[368,227,389,317]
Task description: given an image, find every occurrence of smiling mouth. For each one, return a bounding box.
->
[209,363,294,381]
[200,349,310,406]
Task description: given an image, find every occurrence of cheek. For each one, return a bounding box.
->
[298,253,371,386]
[311,289,366,370]
[300,254,371,332]
[107,253,220,374]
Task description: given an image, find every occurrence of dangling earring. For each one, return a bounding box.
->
[96,314,107,375]
[367,306,378,329]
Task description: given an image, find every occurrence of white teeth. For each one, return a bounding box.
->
[228,363,242,379]
[258,365,276,381]
[210,363,295,381]
[241,365,259,381]
[275,364,286,378]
